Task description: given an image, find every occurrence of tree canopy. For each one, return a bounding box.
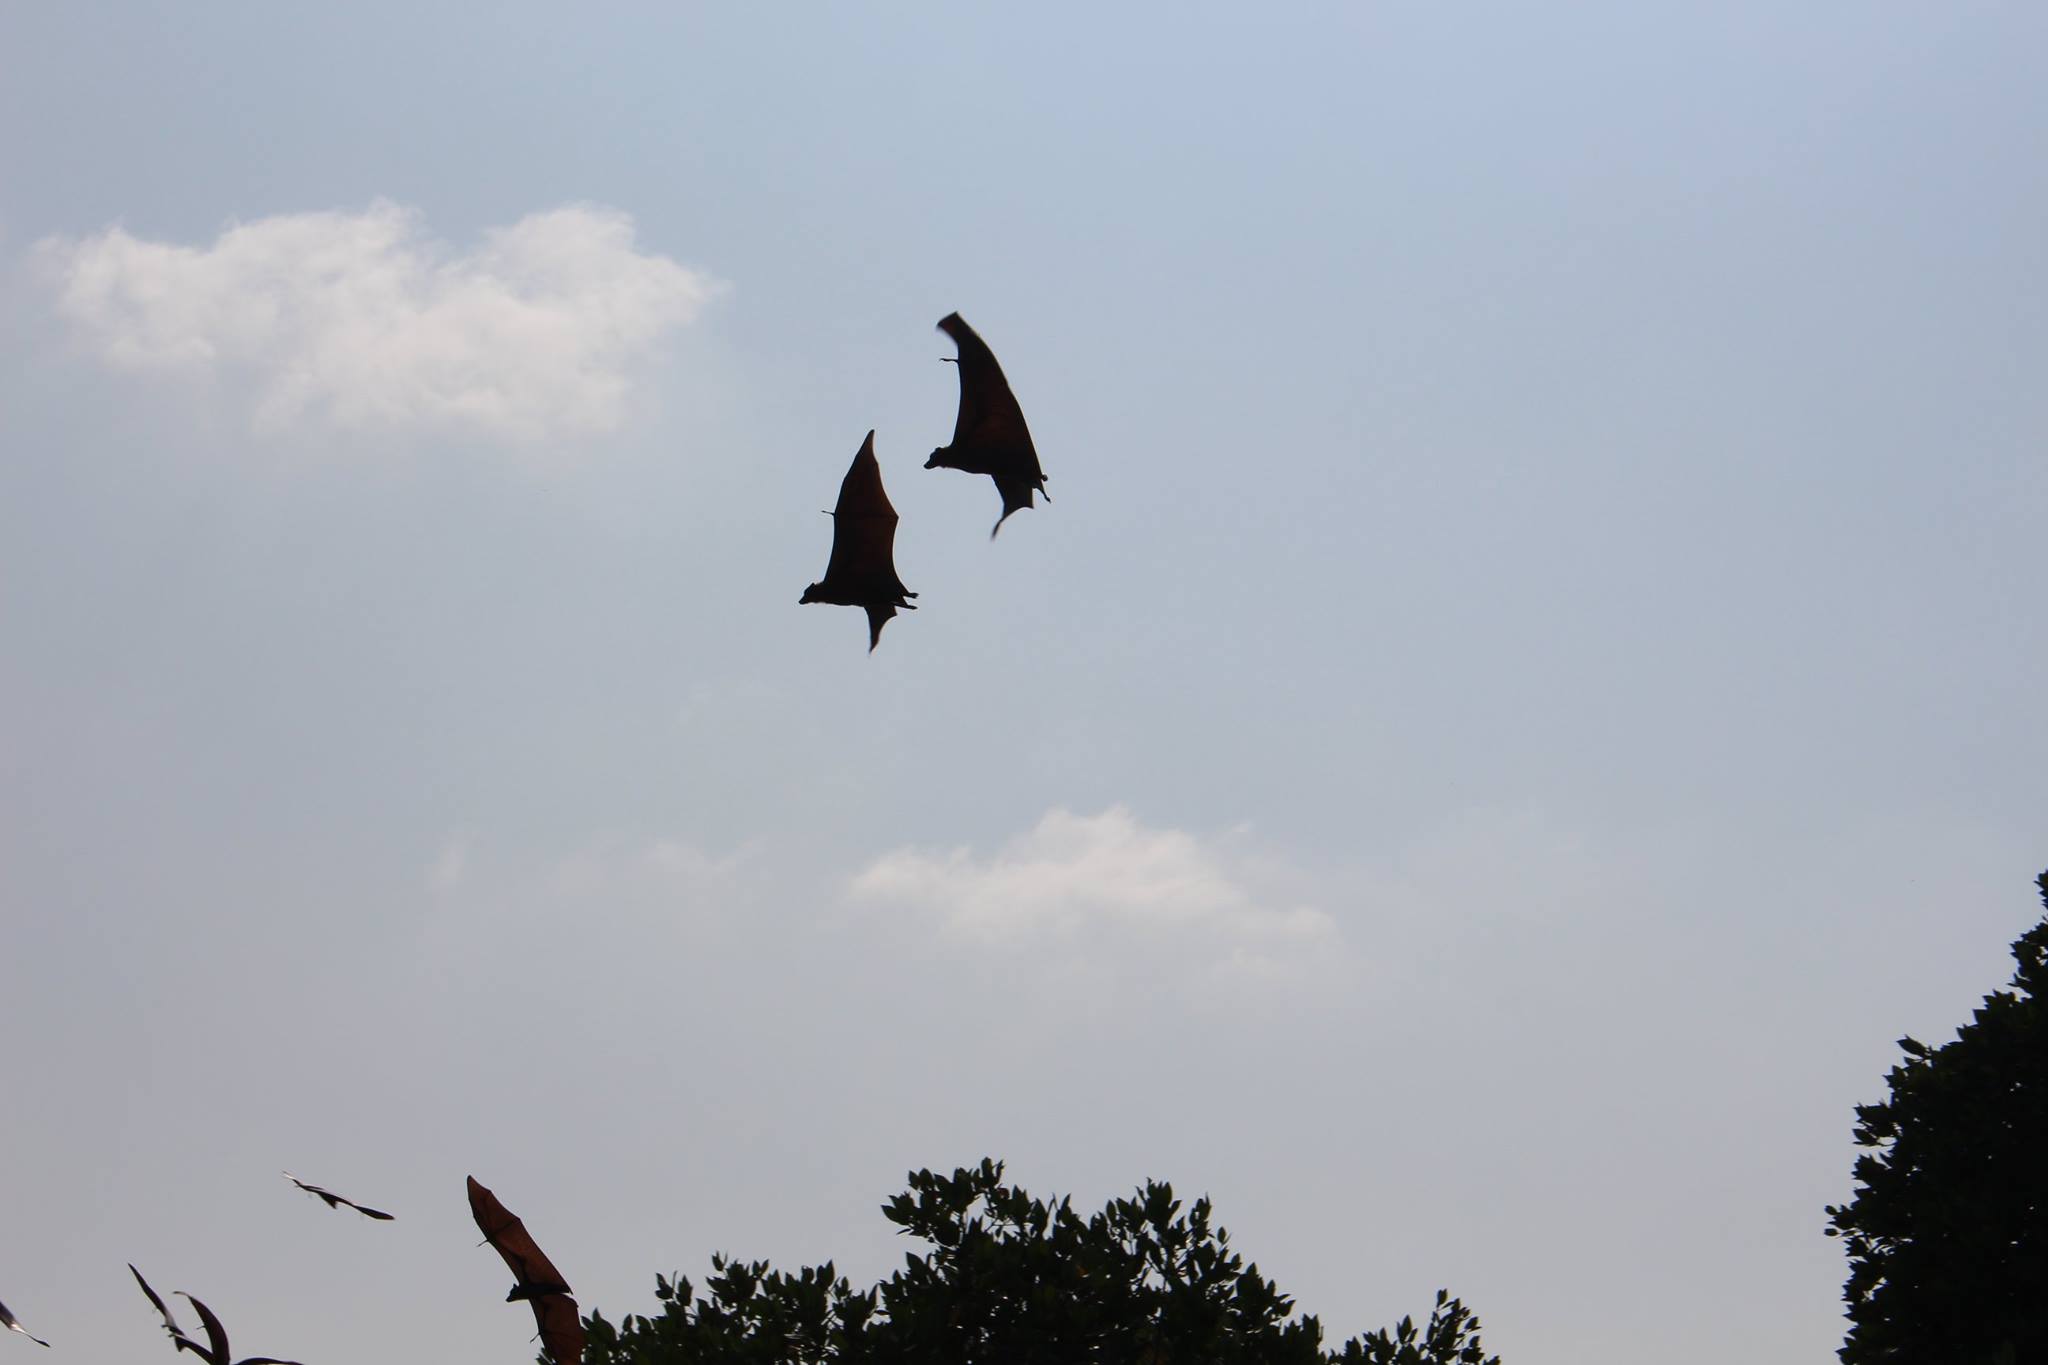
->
[581,1159,1497,1365]
[1824,870,2048,1365]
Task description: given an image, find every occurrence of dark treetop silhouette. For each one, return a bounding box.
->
[130,1265,201,1356]
[282,1171,394,1220]
[800,430,917,651]
[927,312,1047,539]
[468,1175,585,1365]
[1824,869,2048,1365]
[0,1298,49,1349]
[580,1159,1498,1365]
[173,1293,304,1365]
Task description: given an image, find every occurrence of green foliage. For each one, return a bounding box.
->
[1824,870,2048,1365]
[581,1159,1497,1365]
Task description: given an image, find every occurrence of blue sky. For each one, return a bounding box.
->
[2,5,2045,1363]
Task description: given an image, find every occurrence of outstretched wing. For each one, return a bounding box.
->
[0,1298,50,1348]
[131,1266,204,1356]
[939,313,1035,456]
[822,432,908,598]
[528,1290,586,1365]
[284,1171,393,1220]
[176,1294,231,1365]
[183,1296,305,1365]
[467,1177,573,1296]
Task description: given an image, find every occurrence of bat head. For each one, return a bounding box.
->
[924,448,948,470]
[799,582,823,605]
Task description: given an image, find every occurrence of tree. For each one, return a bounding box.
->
[581,1159,1498,1365]
[1825,870,2048,1365]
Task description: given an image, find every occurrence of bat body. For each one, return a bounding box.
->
[130,1265,203,1356]
[0,1298,49,1348]
[468,1176,584,1365]
[283,1170,394,1220]
[800,430,918,651]
[176,1292,303,1365]
[926,312,1047,538]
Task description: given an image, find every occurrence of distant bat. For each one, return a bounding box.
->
[0,1298,48,1348]
[800,430,918,651]
[130,1265,202,1356]
[175,1293,303,1365]
[927,312,1048,538]
[467,1176,584,1365]
[283,1171,394,1220]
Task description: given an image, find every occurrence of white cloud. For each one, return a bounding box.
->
[849,806,1338,974]
[35,200,722,441]
[427,835,470,893]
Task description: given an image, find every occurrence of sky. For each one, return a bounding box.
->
[2,4,2045,1362]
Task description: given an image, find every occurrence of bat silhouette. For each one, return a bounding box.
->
[0,1297,49,1348]
[130,1265,203,1356]
[175,1292,303,1365]
[468,1176,584,1365]
[283,1171,394,1220]
[926,312,1047,538]
[800,430,918,651]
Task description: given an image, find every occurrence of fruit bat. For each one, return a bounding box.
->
[129,1265,202,1356]
[174,1294,303,1365]
[467,1176,584,1365]
[800,430,918,651]
[283,1171,395,1220]
[927,312,1047,538]
[0,1297,48,1348]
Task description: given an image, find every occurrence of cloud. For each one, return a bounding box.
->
[427,835,470,893]
[849,806,1338,976]
[35,200,722,441]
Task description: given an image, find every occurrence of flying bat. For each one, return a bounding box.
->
[800,430,918,651]
[926,312,1048,538]
[175,1293,303,1365]
[130,1265,202,1356]
[468,1176,585,1365]
[283,1171,394,1220]
[0,1298,48,1348]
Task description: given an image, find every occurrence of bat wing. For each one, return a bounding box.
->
[468,1177,574,1296]
[287,1171,394,1219]
[0,1299,50,1348]
[132,1265,204,1354]
[938,313,1036,457]
[283,1173,340,1210]
[181,1293,299,1365]
[821,432,905,590]
[529,1291,586,1365]
[177,1294,231,1365]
